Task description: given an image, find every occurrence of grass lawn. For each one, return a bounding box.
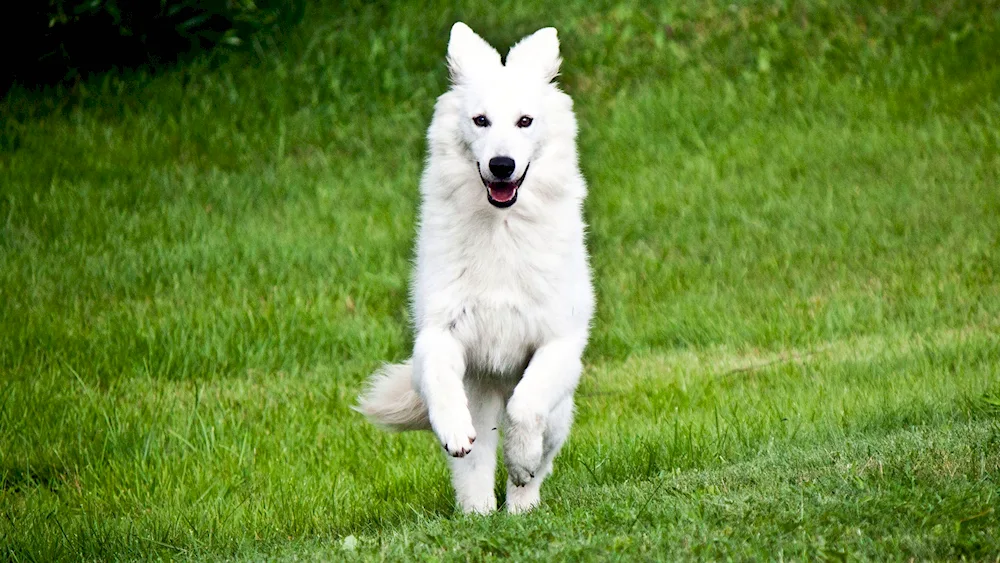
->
[2,1,999,560]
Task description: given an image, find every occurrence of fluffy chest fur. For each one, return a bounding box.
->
[413,201,591,377]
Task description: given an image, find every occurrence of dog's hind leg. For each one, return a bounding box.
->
[448,383,503,514]
[505,395,574,514]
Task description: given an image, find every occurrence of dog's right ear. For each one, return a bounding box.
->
[447,22,501,84]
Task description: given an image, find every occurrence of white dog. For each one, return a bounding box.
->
[357,22,594,515]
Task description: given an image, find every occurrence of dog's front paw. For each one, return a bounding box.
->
[441,430,476,458]
[431,409,477,457]
[505,450,541,487]
[503,410,544,486]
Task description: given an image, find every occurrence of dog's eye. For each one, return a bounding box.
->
[517,116,533,128]
[472,115,490,127]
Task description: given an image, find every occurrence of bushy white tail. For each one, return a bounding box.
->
[354,361,431,431]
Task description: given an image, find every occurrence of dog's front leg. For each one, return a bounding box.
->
[413,328,477,457]
[504,336,585,487]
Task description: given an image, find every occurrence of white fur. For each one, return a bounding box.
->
[356,22,594,515]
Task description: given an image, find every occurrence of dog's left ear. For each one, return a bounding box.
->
[506,27,561,83]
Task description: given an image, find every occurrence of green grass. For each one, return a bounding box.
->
[2,0,999,560]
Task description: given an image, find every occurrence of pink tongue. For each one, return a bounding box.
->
[489,183,516,202]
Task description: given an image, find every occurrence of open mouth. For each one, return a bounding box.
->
[480,164,529,208]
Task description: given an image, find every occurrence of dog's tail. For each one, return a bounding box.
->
[354,361,431,431]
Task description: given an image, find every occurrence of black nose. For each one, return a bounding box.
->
[488,156,516,179]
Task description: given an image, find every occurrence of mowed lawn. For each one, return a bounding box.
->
[2,1,999,560]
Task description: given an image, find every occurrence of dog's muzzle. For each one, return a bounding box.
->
[479,163,529,208]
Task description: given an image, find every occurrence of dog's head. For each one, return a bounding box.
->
[444,23,565,209]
